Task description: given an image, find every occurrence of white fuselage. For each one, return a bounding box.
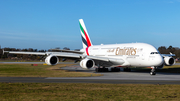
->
[84,43,164,67]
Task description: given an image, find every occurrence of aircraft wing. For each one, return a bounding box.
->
[49,49,84,54]
[47,52,83,58]
[161,52,175,57]
[4,50,125,66]
[4,51,46,55]
[4,50,83,58]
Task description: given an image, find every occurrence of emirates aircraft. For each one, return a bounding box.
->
[4,19,175,75]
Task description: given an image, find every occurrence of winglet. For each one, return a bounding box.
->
[2,49,4,55]
[170,52,175,56]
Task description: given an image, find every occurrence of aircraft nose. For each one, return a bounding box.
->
[155,55,164,66]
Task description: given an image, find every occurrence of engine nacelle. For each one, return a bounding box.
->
[164,56,175,66]
[45,55,59,65]
[156,63,164,69]
[80,58,95,69]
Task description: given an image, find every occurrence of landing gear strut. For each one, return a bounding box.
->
[150,67,156,75]
[95,66,108,72]
[95,65,120,72]
[111,67,120,72]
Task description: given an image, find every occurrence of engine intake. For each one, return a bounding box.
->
[164,57,175,66]
[45,55,59,65]
[80,58,95,69]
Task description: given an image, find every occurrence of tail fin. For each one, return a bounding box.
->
[79,19,92,49]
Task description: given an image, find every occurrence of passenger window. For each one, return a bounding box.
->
[150,52,159,54]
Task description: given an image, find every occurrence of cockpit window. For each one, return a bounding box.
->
[150,52,159,54]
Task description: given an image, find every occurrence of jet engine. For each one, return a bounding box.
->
[164,56,175,66]
[45,55,59,65]
[156,63,164,69]
[80,58,95,69]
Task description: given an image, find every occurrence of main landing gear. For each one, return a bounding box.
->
[95,66,108,72]
[95,66,120,72]
[111,67,121,72]
[123,67,131,72]
[150,67,156,75]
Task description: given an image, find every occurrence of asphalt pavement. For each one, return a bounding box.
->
[0,64,180,84]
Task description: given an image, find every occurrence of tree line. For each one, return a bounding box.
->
[158,46,180,59]
[0,46,180,61]
[0,47,71,61]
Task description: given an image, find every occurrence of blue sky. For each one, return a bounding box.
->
[0,0,180,50]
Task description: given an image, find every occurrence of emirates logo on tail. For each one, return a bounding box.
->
[79,19,92,49]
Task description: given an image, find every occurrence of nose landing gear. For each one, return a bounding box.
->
[150,66,156,75]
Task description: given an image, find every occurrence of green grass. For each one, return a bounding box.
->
[0,60,42,62]
[0,64,101,77]
[131,65,180,73]
[0,64,180,100]
[158,65,180,73]
[0,64,180,77]
[0,83,180,101]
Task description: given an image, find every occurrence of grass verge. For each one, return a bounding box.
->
[0,64,101,77]
[131,65,180,73]
[0,83,180,101]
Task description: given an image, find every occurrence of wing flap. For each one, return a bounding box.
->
[4,51,46,55]
[4,51,82,58]
[49,49,84,54]
[52,53,82,58]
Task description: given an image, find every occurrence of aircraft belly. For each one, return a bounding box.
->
[94,60,113,67]
[91,56,125,67]
[109,57,124,63]
[126,58,139,66]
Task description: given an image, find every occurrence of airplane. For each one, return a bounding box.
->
[4,19,175,75]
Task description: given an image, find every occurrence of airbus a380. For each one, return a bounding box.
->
[4,19,175,75]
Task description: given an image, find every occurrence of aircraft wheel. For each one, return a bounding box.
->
[124,68,131,72]
[95,68,100,72]
[150,71,156,75]
[111,67,120,72]
[95,68,108,72]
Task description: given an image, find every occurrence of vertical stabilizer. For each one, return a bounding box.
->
[79,19,92,49]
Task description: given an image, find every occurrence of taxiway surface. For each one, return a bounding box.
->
[0,62,77,64]
[0,64,180,84]
[0,62,179,65]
